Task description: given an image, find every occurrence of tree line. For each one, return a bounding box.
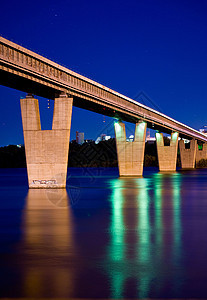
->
[2,138,205,169]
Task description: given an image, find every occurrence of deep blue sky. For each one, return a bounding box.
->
[0,0,207,146]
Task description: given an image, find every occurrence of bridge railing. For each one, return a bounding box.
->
[1,37,207,142]
[0,38,157,120]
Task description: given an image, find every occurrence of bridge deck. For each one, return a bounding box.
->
[0,36,206,142]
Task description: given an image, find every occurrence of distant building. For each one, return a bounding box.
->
[85,139,93,143]
[95,134,111,144]
[146,137,156,143]
[126,135,134,142]
[76,131,84,144]
[146,129,150,140]
[199,125,207,134]
[146,129,156,143]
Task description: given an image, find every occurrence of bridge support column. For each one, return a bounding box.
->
[20,95,73,188]
[114,121,147,176]
[156,132,179,172]
[179,139,197,169]
[196,143,207,163]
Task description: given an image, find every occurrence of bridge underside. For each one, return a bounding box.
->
[0,69,197,140]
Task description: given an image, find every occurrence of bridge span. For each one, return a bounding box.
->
[0,36,207,188]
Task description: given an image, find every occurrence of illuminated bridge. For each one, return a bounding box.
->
[0,36,206,188]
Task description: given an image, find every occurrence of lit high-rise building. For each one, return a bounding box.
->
[76,131,84,144]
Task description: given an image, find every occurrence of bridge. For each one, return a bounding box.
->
[0,36,207,188]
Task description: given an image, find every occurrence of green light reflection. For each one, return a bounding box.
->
[171,173,182,259]
[154,173,163,246]
[110,180,125,261]
[108,178,125,298]
[137,179,150,258]
[106,174,182,299]
[171,173,183,293]
[136,178,152,298]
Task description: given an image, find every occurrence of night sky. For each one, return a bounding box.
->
[0,0,207,146]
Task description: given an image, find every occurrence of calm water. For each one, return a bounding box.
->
[0,167,207,298]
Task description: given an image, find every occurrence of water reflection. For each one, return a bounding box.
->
[172,173,182,250]
[3,168,206,298]
[108,179,125,298]
[107,174,183,298]
[171,173,183,293]
[136,178,151,298]
[21,189,77,298]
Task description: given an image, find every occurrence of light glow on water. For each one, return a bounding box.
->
[136,178,151,298]
[106,173,184,298]
[1,168,207,298]
[108,178,125,298]
[110,179,125,261]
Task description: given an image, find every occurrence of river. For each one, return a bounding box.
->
[0,167,207,298]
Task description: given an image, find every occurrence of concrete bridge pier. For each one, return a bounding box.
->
[196,143,207,164]
[156,132,179,172]
[114,121,147,176]
[179,139,197,169]
[20,94,73,188]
